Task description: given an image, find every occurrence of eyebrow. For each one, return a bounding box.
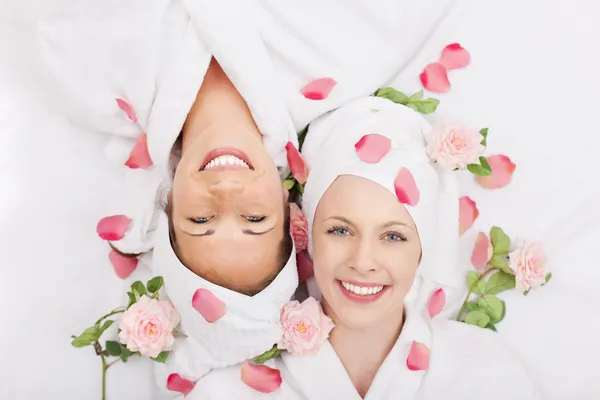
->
[328,216,415,230]
[181,227,275,237]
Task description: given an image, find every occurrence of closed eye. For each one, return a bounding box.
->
[189,216,212,224]
[245,215,266,223]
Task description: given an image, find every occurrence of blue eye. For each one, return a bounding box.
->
[189,217,211,224]
[327,225,350,237]
[246,216,266,223]
[385,231,407,243]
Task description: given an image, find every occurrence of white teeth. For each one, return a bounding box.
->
[340,281,384,296]
[204,155,249,170]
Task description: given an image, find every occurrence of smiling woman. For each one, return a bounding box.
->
[167,58,293,296]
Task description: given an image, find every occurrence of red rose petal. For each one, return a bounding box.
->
[459,196,479,236]
[406,341,430,371]
[125,133,153,169]
[394,168,420,206]
[285,142,308,184]
[300,77,337,100]
[96,215,132,241]
[240,361,282,393]
[471,232,493,270]
[191,289,226,323]
[420,62,451,93]
[475,154,516,189]
[439,43,471,70]
[297,250,314,283]
[108,249,138,279]
[354,134,392,163]
[428,288,445,318]
[116,98,138,123]
[166,373,195,397]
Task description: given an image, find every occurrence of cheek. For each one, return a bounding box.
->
[386,244,421,283]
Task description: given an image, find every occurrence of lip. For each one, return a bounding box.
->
[336,280,389,304]
[200,147,254,171]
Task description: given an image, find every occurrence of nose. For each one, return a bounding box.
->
[350,238,378,275]
[208,179,245,197]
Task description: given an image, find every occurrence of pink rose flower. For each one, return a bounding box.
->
[508,240,548,292]
[277,297,334,356]
[426,122,485,169]
[118,295,180,358]
[289,203,308,252]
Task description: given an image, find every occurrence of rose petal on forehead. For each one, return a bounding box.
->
[108,249,138,279]
[406,341,430,371]
[439,43,471,70]
[300,77,337,100]
[192,289,226,323]
[355,134,392,163]
[125,133,153,169]
[471,232,493,270]
[96,215,132,241]
[285,142,308,184]
[459,196,479,236]
[241,361,282,393]
[394,168,420,206]
[420,62,451,93]
[116,98,138,123]
[428,288,445,318]
[166,373,195,397]
[475,154,516,189]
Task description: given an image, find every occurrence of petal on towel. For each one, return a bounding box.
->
[297,250,314,283]
[285,142,308,184]
[241,361,282,393]
[166,373,195,397]
[394,168,420,206]
[125,133,153,169]
[439,43,471,70]
[192,289,226,323]
[96,215,132,241]
[475,154,516,189]
[116,98,138,123]
[355,134,392,163]
[459,196,479,235]
[471,232,493,270]
[406,341,430,371]
[428,288,445,318]
[300,78,337,100]
[108,249,138,279]
[420,62,451,93]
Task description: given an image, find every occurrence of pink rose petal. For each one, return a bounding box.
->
[167,373,195,397]
[297,250,314,283]
[241,361,282,393]
[191,289,226,323]
[471,232,493,270]
[394,168,420,206]
[459,196,479,236]
[125,133,153,169]
[354,134,392,163]
[406,341,430,371]
[439,43,471,70]
[300,77,337,100]
[116,98,138,123]
[285,142,308,184]
[475,154,516,189]
[428,288,445,318]
[108,249,138,279]
[420,62,451,93]
[96,215,132,241]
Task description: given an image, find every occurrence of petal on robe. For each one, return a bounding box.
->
[96,215,132,241]
[354,134,392,163]
[192,288,226,323]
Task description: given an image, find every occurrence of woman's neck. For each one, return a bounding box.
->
[325,301,404,398]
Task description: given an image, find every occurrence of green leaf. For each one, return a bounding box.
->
[416,98,440,114]
[490,226,511,255]
[297,126,308,150]
[485,323,497,332]
[466,163,489,176]
[477,295,505,323]
[465,310,490,328]
[466,302,480,312]
[127,292,136,308]
[131,281,146,299]
[150,351,170,363]
[466,271,486,294]
[296,181,304,195]
[545,273,552,284]
[121,347,137,363]
[480,128,489,147]
[98,320,114,336]
[489,255,512,274]
[106,341,122,356]
[147,276,164,294]
[485,271,516,295]
[283,179,295,191]
[406,103,419,112]
[523,288,531,296]
[71,326,100,348]
[374,87,410,105]
[254,345,281,365]
[408,90,424,102]
[479,156,492,175]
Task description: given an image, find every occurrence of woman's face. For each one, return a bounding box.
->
[312,175,422,329]
[170,123,287,294]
